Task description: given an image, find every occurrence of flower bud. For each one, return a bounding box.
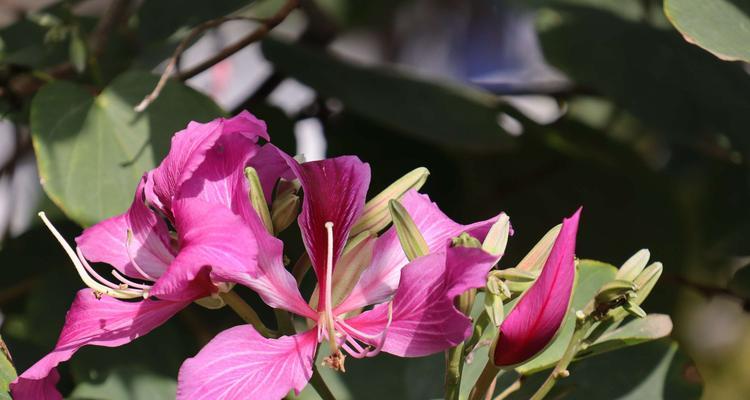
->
[595,279,637,305]
[452,232,482,249]
[350,167,430,236]
[389,199,429,261]
[244,167,273,234]
[270,190,300,234]
[515,224,562,271]
[493,208,580,367]
[482,213,511,256]
[615,249,650,281]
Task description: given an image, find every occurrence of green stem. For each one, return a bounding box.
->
[309,364,337,400]
[529,318,594,400]
[468,360,501,400]
[444,343,466,400]
[274,309,296,335]
[494,376,523,400]
[220,291,277,338]
[292,253,312,285]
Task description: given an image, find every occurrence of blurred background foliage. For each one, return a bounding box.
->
[0,0,747,398]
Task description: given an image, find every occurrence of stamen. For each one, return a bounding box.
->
[38,212,142,299]
[76,247,121,290]
[111,270,152,289]
[335,302,393,358]
[126,230,157,281]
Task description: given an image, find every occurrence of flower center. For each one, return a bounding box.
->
[319,221,394,372]
[39,212,150,300]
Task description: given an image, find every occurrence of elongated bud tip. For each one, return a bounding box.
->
[492,208,580,367]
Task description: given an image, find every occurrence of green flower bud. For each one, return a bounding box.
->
[616,249,650,281]
[482,213,511,256]
[244,167,273,235]
[351,167,430,236]
[389,199,429,261]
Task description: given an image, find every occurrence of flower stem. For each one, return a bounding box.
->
[292,253,312,285]
[494,376,523,400]
[310,364,337,400]
[468,360,501,400]
[528,317,594,400]
[220,291,277,338]
[444,342,466,400]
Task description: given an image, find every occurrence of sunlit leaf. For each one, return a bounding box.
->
[30,70,223,226]
[664,0,750,62]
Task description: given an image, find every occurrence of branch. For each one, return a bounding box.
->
[89,0,133,57]
[134,0,299,112]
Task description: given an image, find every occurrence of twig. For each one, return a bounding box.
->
[89,0,133,57]
[134,0,299,112]
[668,273,750,310]
[177,0,299,81]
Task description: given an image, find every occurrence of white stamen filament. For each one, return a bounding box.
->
[38,212,144,299]
[126,230,157,281]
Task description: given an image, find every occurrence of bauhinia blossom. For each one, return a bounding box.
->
[176,146,509,399]
[492,208,581,366]
[11,111,273,399]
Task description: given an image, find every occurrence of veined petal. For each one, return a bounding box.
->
[177,128,262,210]
[76,176,173,280]
[149,198,258,302]
[178,327,317,400]
[493,208,581,367]
[10,369,60,400]
[344,246,497,357]
[10,289,188,399]
[336,190,503,314]
[150,111,268,212]
[272,147,371,303]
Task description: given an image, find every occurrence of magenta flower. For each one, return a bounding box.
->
[176,148,506,400]
[11,111,272,399]
[492,208,581,366]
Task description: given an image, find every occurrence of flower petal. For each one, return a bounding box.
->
[272,147,371,305]
[493,208,581,366]
[76,176,173,280]
[177,327,317,400]
[336,190,502,314]
[149,111,268,212]
[149,198,258,302]
[344,246,497,357]
[10,289,188,399]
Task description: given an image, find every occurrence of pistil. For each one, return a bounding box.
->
[321,221,346,371]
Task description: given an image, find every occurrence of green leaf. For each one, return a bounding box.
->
[515,259,617,375]
[69,366,176,400]
[261,38,516,152]
[31,70,223,226]
[664,0,750,62]
[578,314,673,358]
[0,336,17,400]
[506,340,702,399]
[538,5,750,152]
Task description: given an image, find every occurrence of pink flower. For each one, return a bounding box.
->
[11,111,271,400]
[492,208,581,366]
[176,147,507,400]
